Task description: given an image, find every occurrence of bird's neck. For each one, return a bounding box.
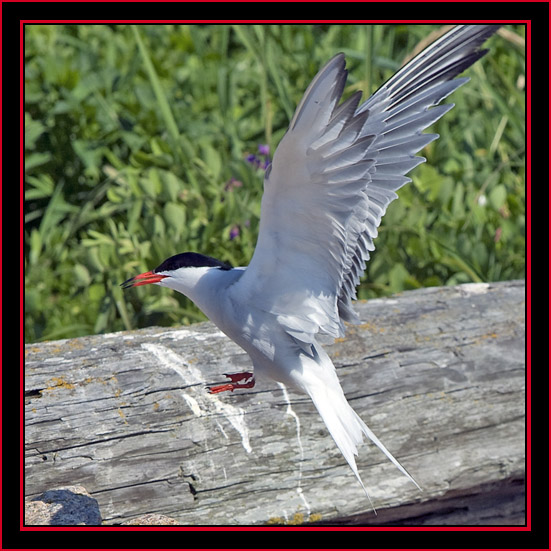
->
[161,267,243,323]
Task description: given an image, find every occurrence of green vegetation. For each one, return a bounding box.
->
[25,24,525,342]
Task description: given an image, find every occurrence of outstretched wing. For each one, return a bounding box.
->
[232,25,500,347]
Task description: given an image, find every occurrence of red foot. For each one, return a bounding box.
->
[208,372,255,394]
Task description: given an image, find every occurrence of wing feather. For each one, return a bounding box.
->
[231,25,500,343]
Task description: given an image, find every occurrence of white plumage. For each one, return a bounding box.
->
[123,24,500,504]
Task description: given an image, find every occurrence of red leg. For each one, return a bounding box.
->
[208,372,255,394]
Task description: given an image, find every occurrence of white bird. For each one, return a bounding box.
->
[122,24,500,503]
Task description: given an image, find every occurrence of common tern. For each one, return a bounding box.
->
[122,24,500,502]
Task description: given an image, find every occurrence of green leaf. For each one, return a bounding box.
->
[451,182,465,218]
[24,113,46,149]
[73,263,91,287]
[164,202,186,235]
[489,184,507,210]
[25,174,54,200]
[29,229,42,265]
[131,25,184,163]
[25,152,52,172]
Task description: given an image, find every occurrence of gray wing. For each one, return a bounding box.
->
[337,24,501,322]
[233,24,500,346]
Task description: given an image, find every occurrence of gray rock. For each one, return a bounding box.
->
[121,513,181,525]
[25,485,101,525]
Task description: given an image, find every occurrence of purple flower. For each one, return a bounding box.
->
[245,153,257,165]
[245,144,271,171]
[258,144,270,156]
[229,225,240,240]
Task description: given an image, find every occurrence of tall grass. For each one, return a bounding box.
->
[24,24,525,342]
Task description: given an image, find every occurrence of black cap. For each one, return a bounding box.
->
[154,252,233,273]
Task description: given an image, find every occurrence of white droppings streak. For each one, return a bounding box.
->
[215,420,229,440]
[460,282,490,295]
[182,394,202,417]
[278,383,311,514]
[43,357,73,364]
[158,328,226,341]
[141,343,252,453]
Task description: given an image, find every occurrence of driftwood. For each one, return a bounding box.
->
[24,280,526,526]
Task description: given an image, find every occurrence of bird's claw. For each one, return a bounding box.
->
[208,372,255,394]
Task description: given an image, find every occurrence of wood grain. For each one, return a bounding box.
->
[25,280,525,525]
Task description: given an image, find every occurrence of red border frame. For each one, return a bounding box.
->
[20,19,530,536]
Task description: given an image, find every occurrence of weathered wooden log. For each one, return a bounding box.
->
[25,280,525,525]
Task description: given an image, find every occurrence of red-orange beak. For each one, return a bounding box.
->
[120,271,168,289]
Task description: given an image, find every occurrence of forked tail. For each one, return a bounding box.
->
[307,378,421,509]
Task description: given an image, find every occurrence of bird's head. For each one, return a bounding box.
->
[121,252,233,295]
